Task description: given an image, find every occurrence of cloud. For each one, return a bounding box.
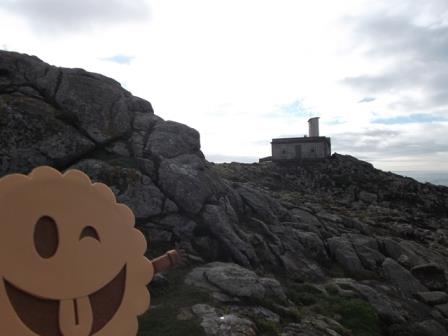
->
[358,97,376,103]
[356,15,448,62]
[100,54,134,65]
[344,73,402,93]
[342,3,448,113]
[372,113,447,125]
[1,0,150,33]
[332,123,448,161]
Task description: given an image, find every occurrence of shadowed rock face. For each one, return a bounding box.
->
[0,50,318,276]
[2,51,448,335]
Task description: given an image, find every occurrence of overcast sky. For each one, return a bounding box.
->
[1,0,447,172]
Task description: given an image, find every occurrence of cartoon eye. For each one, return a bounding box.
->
[34,216,59,258]
[79,226,100,242]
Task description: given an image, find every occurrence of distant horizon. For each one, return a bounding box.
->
[394,170,448,187]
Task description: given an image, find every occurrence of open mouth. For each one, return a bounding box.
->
[4,266,126,336]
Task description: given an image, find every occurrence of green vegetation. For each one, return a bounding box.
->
[334,298,380,336]
[138,306,204,336]
[137,264,381,336]
[288,283,323,306]
[138,266,209,336]
[253,318,281,336]
[275,191,304,205]
[324,283,339,295]
[287,282,382,336]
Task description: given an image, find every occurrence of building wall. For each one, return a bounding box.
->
[272,141,330,160]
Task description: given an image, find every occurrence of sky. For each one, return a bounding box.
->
[1,0,448,175]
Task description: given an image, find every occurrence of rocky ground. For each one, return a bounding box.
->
[1,51,448,336]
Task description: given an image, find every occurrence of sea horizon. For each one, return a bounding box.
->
[393,171,448,187]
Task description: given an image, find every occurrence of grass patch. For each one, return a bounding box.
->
[290,291,318,306]
[138,306,204,336]
[328,298,380,336]
[138,266,209,336]
[287,282,381,336]
[253,319,281,336]
[288,283,325,306]
[311,297,380,336]
[324,284,339,295]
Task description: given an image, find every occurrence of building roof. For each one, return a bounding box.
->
[271,136,331,145]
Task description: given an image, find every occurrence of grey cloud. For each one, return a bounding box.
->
[1,0,150,33]
[388,96,423,112]
[344,71,411,93]
[358,97,376,103]
[360,129,401,138]
[343,60,441,94]
[356,15,448,62]
[386,94,448,114]
[343,2,448,112]
[334,129,401,141]
[429,89,448,106]
[332,123,448,160]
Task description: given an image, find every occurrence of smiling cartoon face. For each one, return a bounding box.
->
[0,166,153,336]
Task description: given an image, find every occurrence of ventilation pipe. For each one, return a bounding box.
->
[308,117,319,137]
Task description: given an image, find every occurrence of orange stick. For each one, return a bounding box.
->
[150,250,181,274]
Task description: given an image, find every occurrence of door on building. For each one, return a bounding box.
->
[294,145,302,159]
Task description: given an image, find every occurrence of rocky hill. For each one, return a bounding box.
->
[1,50,448,336]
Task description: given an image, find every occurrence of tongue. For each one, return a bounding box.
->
[59,297,93,336]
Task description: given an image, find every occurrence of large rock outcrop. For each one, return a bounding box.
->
[0,51,324,276]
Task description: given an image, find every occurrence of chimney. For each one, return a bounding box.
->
[308,117,319,137]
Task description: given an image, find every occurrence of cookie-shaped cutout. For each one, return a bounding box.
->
[0,166,153,336]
